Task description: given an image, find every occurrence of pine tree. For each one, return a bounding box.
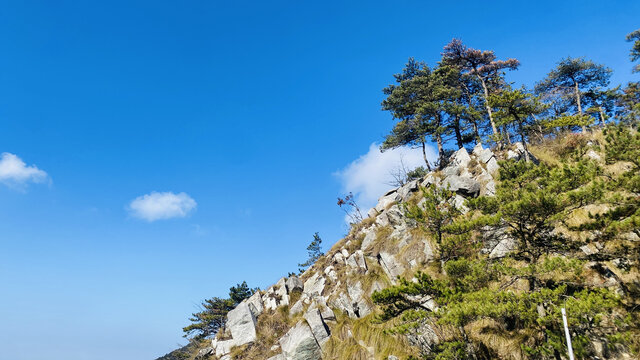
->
[182,281,256,339]
[381,58,436,170]
[382,62,456,168]
[183,297,235,339]
[490,87,544,161]
[228,281,255,304]
[298,232,323,272]
[583,86,620,127]
[535,57,612,132]
[627,29,640,73]
[617,82,640,125]
[442,39,520,142]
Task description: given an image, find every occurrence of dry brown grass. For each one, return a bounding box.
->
[322,311,419,360]
[466,319,528,360]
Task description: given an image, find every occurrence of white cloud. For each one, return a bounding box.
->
[334,143,436,211]
[128,191,197,222]
[0,152,48,188]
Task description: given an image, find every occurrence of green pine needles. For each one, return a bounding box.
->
[372,127,640,359]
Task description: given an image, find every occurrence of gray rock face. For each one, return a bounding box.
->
[388,205,405,226]
[289,299,305,315]
[214,339,234,357]
[378,251,405,281]
[475,171,496,196]
[330,291,356,318]
[319,304,336,321]
[407,321,439,355]
[452,194,469,213]
[246,291,264,317]
[304,308,331,346]
[226,302,257,346]
[329,281,371,319]
[375,189,399,213]
[397,179,419,201]
[347,280,372,317]
[346,250,368,273]
[332,251,345,264]
[361,226,377,250]
[473,143,495,163]
[485,226,517,259]
[324,265,338,281]
[275,277,290,307]
[506,142,537,163]
[279,321,322,360]
[267,354,286,360]
[421,173,440,187]
[449,147,472,169]
[486,157,500,174]
[473,143,499,174]
[286,276,304,293]
[443,175,481,197]
[303,273,325,298]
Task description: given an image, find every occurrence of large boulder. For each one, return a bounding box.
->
[346,250,368,273]
[443,175,481,197]
[303,273,326,298]
[374,189,399,213]
[361,226,377,250]
[397,179,420,201]
[304,308,331,347]
[214,339,234,358]
[449,147,472,169]
[275,277,290,306]
[246,291,264,317]
[378,251,405,280]
[279,321,322,360]
[347,280,372,317]
[226,302,257,346]
[289,299,305,315]
[286,276,304,293]
[506,142,538,163]
[473,143,495,163]
[263,278,290,311]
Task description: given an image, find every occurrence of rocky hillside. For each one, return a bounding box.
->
[176,129,640,360]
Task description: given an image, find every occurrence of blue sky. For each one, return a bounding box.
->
[0,1,638,359]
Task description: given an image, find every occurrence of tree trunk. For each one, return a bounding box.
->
[454,115,464,149]
[517,116,530,162]
[472,120,481,145]
[503,125,512,144]
[574,81,586,133]
[479,76,500,139]
[599,106,606,127]
[436,133,445,169]
[421,140,432,171]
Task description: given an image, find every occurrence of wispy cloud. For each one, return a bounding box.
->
[0,152,49,189]
[334,143,436,210]
[128,191,197,222]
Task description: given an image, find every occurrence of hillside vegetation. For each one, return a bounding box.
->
[157,30,640,360]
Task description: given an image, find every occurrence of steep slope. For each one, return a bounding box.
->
[182,130,639,360]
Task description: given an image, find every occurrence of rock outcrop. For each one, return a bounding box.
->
[279,321,323,360]
[204,142,548,359]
